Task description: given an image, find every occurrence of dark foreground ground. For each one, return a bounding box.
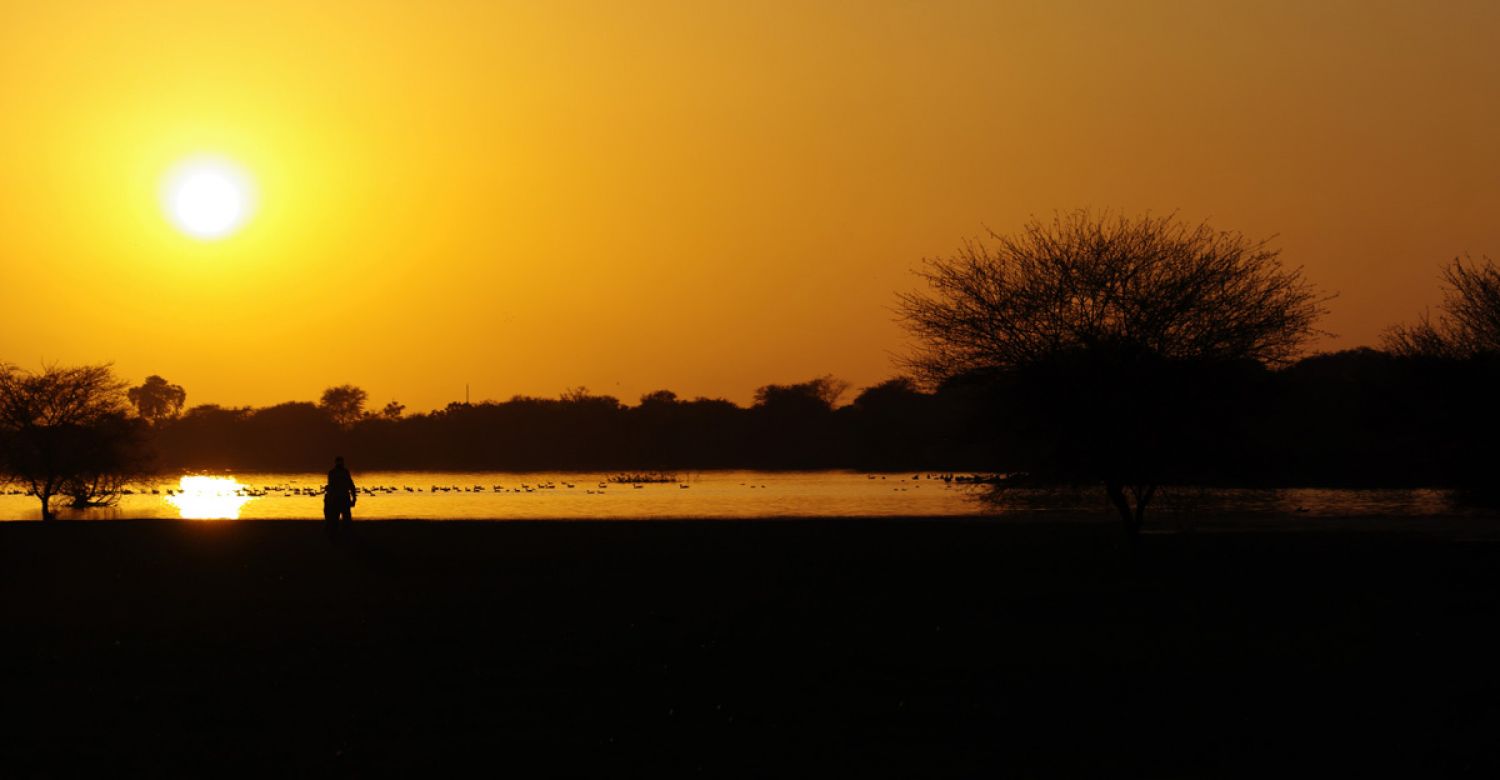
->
[2,517,1498,777]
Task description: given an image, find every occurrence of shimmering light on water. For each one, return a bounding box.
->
[166,476,255,520]
[1,471,978,521]
[0,471,1477,522]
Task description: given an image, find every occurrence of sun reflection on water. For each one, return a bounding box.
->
[166,476,254,520]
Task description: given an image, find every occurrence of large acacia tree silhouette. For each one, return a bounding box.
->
[899,211,1326,535]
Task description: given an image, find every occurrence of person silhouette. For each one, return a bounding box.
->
[324,455,357,536]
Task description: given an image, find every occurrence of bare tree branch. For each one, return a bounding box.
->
[1384,255,1500,358]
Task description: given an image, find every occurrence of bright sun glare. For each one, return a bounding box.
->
[166,475,253,520]
[163,159,254,239]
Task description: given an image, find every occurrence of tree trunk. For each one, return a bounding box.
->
[1105,481,1134,535]
[1105,481,1155,538]
[38,490,53,521]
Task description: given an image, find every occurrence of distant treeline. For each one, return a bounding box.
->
[147,352,1499,488]
[152,377,995,473]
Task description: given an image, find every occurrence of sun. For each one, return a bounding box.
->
[166,476,254,520]
[163,158,255,239]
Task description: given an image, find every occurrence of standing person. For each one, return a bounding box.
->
[324,455,357,537]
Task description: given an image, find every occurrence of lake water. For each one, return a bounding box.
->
[0,470,1478,522]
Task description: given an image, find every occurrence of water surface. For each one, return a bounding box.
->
[0,470,1475,522]
[1,471,980,521]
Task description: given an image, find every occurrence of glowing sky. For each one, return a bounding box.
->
[1,1,1496,411]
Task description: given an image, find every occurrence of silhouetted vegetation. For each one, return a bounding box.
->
[1385,255,1500,358]
[127,375,186,425]
[0,364,153,518]
[11,228,1494,518]
[899,212,1327,535]
[6,352,1496,518]
[123,341,1493,506]
[143,379,989,473]
[319,384,368,428]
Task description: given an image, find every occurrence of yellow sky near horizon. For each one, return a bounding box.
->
[1,0,1497,411]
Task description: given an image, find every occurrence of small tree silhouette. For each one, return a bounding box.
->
[753,376,850,410]
[319,385,369,427]
[639,389,679,406]
[899,211,1325,535]
[127,375,187,425]
[0,364,151,519]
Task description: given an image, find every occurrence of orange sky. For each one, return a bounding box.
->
[1,1,1497,411]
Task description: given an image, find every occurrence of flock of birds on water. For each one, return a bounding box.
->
[0,473,980,499]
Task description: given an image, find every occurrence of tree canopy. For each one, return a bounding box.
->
[899,211,1327,535]
[899,211,1325,381]
[319,385,369,427]
[127,375,187,424]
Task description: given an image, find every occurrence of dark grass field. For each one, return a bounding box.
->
[2,517,1498,776]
